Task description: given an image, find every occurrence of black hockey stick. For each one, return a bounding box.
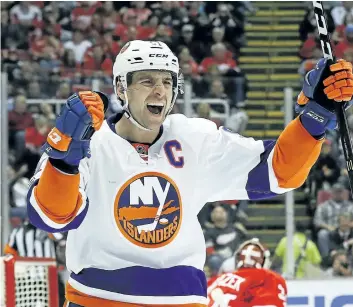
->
[313,1,353,195]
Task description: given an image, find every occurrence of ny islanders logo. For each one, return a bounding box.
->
[114,172,182,248]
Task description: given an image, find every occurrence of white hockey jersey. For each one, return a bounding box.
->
[27,113,322,306]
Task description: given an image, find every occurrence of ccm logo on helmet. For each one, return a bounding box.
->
[149,54,169,58]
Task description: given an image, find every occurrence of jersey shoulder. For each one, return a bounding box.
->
[165,114,218,151]
[264,269,287,291]
[167,114,218,135]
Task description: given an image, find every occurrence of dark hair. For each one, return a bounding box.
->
[295,220,308,233]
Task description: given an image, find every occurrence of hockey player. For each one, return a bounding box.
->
[26,40,353,306]
[207,238,287,307]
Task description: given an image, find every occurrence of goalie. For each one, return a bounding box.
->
[207,238,287,307]
[26,40,353,306]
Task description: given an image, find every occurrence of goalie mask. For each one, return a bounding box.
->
[113,40,184,131]
[235,238,271,269]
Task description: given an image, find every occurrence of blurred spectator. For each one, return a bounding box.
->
[335,25,353,60]
[20,115,51,178]
[101,29,121,58]
[299,32,323,60]
[208,27,234,56]
[83,45,113,77]
[10,2,42,27]
[139,14,160,39]
[2,48,21,84]
[98,2,117,32]
[1,9,27,49]
[204,205,246,259]
[71,1,101,31]
[39,103,56,127]
[208,78,228,99]
[8,164,29,208]
[56,82,72,99]
[209,3,245,51]
[299,7,335,42]
[115,13,144,42]
[206,77,229,112]
[200,43,236,74]
[310,140,341,191]
[63,30,92,63]
[196,103,211,119]
[38,45,62,72]
[61,49,79,74]
[332,11,353,44]
[152,24,173,45]
[326,250,352,277]
[272,221,322,278]
[331,2,353,27]
[122,1,151,26]
[120,26,139,44]
[178,46,199,75]
[180,62,204,97]
[27,81,48,99]
[8,95,34,160]
[314,183,353,258]
[89,12,105,36]
[329,213,353,255]
[25,115,50,152]
[12,60,37,89]
[44,69,64,97]
[152,1,182,27]
[173,24,206,61]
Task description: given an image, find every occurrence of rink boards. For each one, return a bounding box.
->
[287,279,353,307]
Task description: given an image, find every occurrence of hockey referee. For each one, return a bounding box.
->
[4,218,56,258]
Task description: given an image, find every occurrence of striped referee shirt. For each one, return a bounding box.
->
[4,221,56,258]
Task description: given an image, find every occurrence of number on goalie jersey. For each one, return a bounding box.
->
[207,239,287,307]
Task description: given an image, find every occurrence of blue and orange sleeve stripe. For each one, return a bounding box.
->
[272,116,324,189]
[34,160,83,224]
[66,283,206,307]
[27,157,89,232]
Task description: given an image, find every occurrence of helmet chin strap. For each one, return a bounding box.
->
[122,91,151,131]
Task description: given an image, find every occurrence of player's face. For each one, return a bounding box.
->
[127,70,174,131]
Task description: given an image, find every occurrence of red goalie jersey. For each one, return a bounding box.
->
[207,238,287,307]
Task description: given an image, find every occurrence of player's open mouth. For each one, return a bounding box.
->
[147,104,164,115]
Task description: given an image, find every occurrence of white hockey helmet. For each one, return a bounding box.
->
[112,40,183,130]
[235,238,271,269]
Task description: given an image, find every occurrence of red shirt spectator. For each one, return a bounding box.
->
[83,45,113,76]
[101,31,121,57]
[71,2,101,29]
[122,2,152,26]
[30,31,63,60]
[25,125,47,149]
[115,15,145,41]
[298,36,323,59]
[8,95,34,132]
[138,15,160,40]
[32,5,62,38]
[200,43,236,74]
[335,25,353,59]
